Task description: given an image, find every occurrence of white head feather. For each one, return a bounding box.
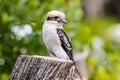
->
[47,10,65,19]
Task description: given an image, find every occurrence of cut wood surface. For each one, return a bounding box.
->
[9,55,87,80]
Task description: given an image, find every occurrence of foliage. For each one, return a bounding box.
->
[0,0,120,80]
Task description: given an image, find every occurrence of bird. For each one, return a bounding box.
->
[42,10,74,61]
[42,10,85,79]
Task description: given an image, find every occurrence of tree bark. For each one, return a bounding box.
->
[9,55,87,80]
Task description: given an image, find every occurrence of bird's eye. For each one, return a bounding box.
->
[54,16,58,19]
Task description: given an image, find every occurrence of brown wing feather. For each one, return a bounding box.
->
[56,28,73,61]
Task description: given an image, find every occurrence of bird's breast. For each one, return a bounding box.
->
[42,24,61,47]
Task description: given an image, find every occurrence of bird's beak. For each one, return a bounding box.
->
[57,18,68,24]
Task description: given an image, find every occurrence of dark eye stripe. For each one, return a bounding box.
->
[47,17,51,20]
[47,16,59,21]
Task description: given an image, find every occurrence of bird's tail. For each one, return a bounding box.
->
[70,64,87,80]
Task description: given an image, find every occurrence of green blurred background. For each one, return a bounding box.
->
[0,0,120,80]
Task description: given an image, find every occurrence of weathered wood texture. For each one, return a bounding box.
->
[9,55,86,80]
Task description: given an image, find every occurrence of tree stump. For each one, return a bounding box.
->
[9,55,87,80]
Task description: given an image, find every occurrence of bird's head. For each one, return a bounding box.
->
[46,10,67,24]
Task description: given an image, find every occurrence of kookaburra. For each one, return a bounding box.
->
[42,10,73,61]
